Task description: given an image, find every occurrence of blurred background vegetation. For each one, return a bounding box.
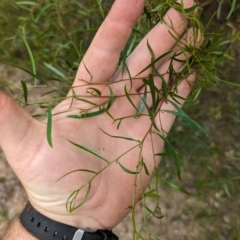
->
[0,0,240,239]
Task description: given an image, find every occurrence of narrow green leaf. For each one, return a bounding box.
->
[139,83,152,116]
[152,65,168,98]
[66,115,82,119]
[142,161,150,176]
[66,190,78,212]
[145,206,155,215]
[127,35,137,55]
[192,88,202,102]
[148,74,156,109]
[74,97,98,106]
[164,99,208,136]
[217,0,224,20]
[160,178,191,195]
[100,128,140,143]
[43,62,68,85]
[143,6,152,27]
[154,131,181,181]
[216,77,240,87]
[168,61,174,85]
[16,1,38,5]
[47,105,53,148]
[145,206,164,219]
[155,152,172,157]
[150,233,163,240]
[143,192,161,199]
[223,182,231,197]
[231,176,240,181]
[41,89,58,97]
[152,3,162,12]
[21,27,37,85]
[153,94,160,113]
[82,61,92,82]
[120,45,128,76]
[2,61,42,82]
[118,162,139,175]
[68,87,114,119]
[164,110,208,136]
[136,85,147,116]
[170,93,187,101]
[124,84,138,112]
[68,140,109,164]
[183,4,199,13]
[21,81,28,104]
[136,50,172,76]
[67,108,105,118]
[226,0,236,19]
[58,169,96,181]
[86,87,102,97]
[106,86,114,109]
[68,182,91,212]
[147,40,155,62]
[139,94,159,131]
[117,119,122,129]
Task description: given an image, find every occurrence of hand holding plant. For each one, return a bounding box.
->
[0,0,202,236]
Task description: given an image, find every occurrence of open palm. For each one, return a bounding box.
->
[0,0,197,231]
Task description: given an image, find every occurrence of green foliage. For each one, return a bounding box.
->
[0,0,240,239]
[47,104,53,147]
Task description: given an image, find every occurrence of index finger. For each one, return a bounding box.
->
[73,0,145,87]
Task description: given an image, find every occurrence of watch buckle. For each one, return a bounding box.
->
[72,229,84,240]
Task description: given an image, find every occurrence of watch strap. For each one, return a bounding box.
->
[20,202,118,240]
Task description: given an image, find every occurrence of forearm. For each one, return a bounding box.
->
[2,217,37,240]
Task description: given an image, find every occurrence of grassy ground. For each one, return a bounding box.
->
[0,0,240,239]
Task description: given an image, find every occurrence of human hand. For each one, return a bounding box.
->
[0,0,200,232]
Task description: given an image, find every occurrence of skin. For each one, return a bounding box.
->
[0,0,200,238]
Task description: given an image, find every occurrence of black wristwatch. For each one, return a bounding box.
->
[20,202,118,240]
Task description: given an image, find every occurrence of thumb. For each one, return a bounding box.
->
[0,91,42,158]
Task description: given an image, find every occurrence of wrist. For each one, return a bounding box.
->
[3,216,37,240]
